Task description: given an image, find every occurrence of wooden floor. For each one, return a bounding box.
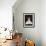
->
[0,39,16,46]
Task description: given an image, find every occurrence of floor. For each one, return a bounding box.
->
[0,39,16,46]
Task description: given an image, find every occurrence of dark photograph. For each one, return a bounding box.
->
[23,13,35,28]
[25,15,33,26]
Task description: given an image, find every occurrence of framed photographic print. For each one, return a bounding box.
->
[23,13,35,28]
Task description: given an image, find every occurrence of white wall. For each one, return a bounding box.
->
[0,0,16,30]
[41,0,46,46]
[13,0,41,46]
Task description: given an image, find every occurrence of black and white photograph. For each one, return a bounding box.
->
[23,13,35,28]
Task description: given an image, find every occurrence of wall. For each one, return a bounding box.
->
[0,0,16,30]
[41,0,46,46]
[13,0,41,46]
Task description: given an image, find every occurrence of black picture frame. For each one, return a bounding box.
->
[23,13,35,28]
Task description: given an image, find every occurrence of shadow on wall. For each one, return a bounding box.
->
[12,0,41,46]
